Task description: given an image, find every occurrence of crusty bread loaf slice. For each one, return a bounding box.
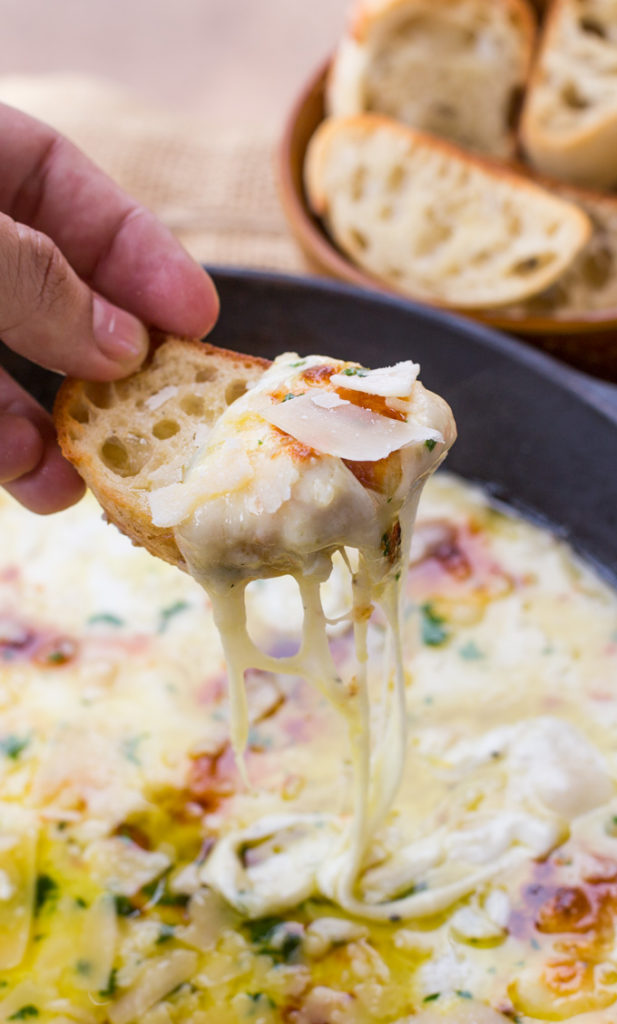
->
[498,183,617,319]
[54,338,269,569]
[304,114,591,309]
[521,0,617,188]
[326,0,536,160]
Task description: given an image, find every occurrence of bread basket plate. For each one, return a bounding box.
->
[278,62,617,383]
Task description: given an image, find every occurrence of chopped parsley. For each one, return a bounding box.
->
[425,438,437,452]
[423,993,440,1003]
[98,967,118,999]
[121,734,146,766]
[420,603,449,647]
[87,612,124,627]
[158,600,190,633]
[281,392,297,402]
[244,917,302,963]
[75,959,92,976]
[0,734,29,760]
[341,366,368,377]
[156,923,176,944]
[115,895,137,917]
[459,640,483,661]
[456,990,473,1000]
[34,874,58,914]
[247,993,276,1008]
[9,1009,39,1021]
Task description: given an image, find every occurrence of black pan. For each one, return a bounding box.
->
[3,268,617,581]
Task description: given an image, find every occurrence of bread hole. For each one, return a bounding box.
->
[195,366,217,383]
[350,165,367,201]
[581,244,613,288]
[225,379,248,405]
[580,16,606,37]
[100,434,150,477]
[349,227,368,252]
[180,394,204,416]
[152,419,180,440]
[561,81,588,110]
[84,382,114,409]
[69,402,89,424]
[511,253,555,276]
[387,164,406,192]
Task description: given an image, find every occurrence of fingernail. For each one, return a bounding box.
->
[92,295,149,364]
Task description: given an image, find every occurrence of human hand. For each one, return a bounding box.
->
[0,103,219,514]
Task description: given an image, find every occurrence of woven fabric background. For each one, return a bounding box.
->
[0,74,308,273]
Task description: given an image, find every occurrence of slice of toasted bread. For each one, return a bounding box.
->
[327,0,537,160]
[54,338,269,569]
[521,0,617,188]
[498,182,617,319]
[304,114,591,309]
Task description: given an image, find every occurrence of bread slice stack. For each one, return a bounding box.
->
[521,0,617,188]
[305,114,591,309]
[54,338,268,569]
[327,0,536,159]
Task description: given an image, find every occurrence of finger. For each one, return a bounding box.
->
[0,413,43,483]
[0,367,84,514]
[0,103,219,339]
[0,213,149,379]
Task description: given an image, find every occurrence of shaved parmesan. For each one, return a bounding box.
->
[331,361,419,397]
[149,442,254,528]
[262,393,442,462]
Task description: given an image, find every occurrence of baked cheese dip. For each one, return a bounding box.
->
[0,461,616,1022]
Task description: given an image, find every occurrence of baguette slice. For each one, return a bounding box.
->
[499,182,617,318]
[54,338,269,569]
[327,0,537,159]
[305,114,591,309]
[521,0,617,188]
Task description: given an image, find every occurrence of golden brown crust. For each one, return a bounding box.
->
[54,336,269,569]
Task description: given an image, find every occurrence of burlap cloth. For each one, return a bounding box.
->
[0,73,308,274]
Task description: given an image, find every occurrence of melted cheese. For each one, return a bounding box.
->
[2,470,617,1020]
[148,353,456,921]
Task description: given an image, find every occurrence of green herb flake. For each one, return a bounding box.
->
[74,896,88,909]
[98,967,118,999]
[35,874,58,914]
[459,640,484,661]
[245,917,301,963]
[76,959,92,976]
[9,1009,39,1021]
[247,992,276,1008]
[0,734,29,760]
[156,923,176,945]
[425,438,437,452]
[281,392,297,402]
[423,993,440,1003]
[87,612,124,628]
[121,734,146,766]
[46,649,70,665]
[114,894,137,917]
[290,360,305,368]
[341,366,368,377]
[420,603,449,647]
[456,990,473,1000]
[158,600,190,634]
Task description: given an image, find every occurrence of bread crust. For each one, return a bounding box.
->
[305,113,591,309]
[54,337,269,570]
[521,0,617,188]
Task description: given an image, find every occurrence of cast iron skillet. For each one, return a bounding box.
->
[3,268,617,581]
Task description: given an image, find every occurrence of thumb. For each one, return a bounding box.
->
[0,213,149,379]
